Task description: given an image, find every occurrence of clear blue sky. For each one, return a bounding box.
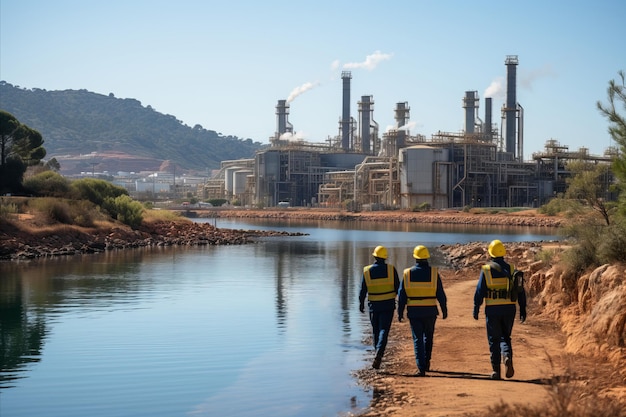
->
[2,0,624,160]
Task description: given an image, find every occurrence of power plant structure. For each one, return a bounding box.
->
[203,55,616,210]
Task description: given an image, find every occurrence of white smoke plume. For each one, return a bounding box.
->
[398,121,417,131]
[279,131,307,141]
[384,120,417,133]
[483,77,506,100]
[520,63,556,91]
[287,81,320,103]
[484,63,556,99]
[483,77,505,100]
[343,50,393,71]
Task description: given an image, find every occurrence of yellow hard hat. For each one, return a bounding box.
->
[413,245,430,260]
[372,245,388,259]
[488,240,506,258]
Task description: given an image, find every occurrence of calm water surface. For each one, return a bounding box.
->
[0,218,560,417]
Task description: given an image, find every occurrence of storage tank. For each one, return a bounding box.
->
[399,145,450,209]
[224,167,241,198]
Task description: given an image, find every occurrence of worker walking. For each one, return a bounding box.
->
[397,245,448,376]
[473,239,527,380]
[359,245,400,369]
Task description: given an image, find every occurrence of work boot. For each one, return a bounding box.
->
[504,356,514,378]
[490,364,501,380]
[372,355,382,369]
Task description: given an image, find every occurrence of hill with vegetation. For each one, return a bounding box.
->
[0,81,264,173]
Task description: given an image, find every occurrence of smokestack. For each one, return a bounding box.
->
[394,102,410,149]
[463,91,478,134]
[341,71,352,151]
[485,97,493,138]
[505,55,518,156]
[275,99,293,137]
[358,95,373,153]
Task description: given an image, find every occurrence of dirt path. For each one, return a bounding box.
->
[355,272,575,417]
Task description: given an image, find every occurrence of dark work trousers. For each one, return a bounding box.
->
[370,309,394,358]
[486,312,515,371]
[409,316,436,372]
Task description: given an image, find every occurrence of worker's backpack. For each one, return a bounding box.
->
[488,261,524,302]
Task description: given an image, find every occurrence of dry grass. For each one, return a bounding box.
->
[143,208,187,222]
[466,360,626,417]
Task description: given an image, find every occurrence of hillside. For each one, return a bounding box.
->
[0,81,264,173]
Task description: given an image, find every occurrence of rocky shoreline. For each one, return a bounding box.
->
[0,219,305,261]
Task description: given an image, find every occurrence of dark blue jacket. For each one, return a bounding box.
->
[398,261,447,319]
[359,259,400,312]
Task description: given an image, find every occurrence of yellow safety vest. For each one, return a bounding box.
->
[364,264,396,302]
[483,264,516,306]
[403,267,438,307]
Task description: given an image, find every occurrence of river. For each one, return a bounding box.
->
[0,218,561,417]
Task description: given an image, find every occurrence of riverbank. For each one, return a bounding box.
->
[0,215,305,260]
[192,207,565,228]
[1,207,561,261]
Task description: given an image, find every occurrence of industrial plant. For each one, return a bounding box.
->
[202,56,616,210]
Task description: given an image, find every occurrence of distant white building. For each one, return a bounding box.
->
[136,179,171,193]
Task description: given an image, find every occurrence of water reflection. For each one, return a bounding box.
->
[0,276,47,389]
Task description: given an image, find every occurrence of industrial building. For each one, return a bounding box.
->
[202,55,616,210]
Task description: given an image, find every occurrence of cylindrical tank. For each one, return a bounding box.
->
[224,167,240,197]
[233,170,253,197]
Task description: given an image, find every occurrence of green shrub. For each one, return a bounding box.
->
[411,203,431,212]
[26,197,99,226]
[208,198,227,207]
[48,200,74,224]
[536,248,558,265]
[560,213,626,276]
[103,195,144,228]
[560,218,604,277]
[0,198,19,219]
[539,197,582,217]
[23,171,71,197]
[596,217,626,264]
[71,178,128,206]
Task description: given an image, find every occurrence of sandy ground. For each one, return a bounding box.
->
[353,269,612,417]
